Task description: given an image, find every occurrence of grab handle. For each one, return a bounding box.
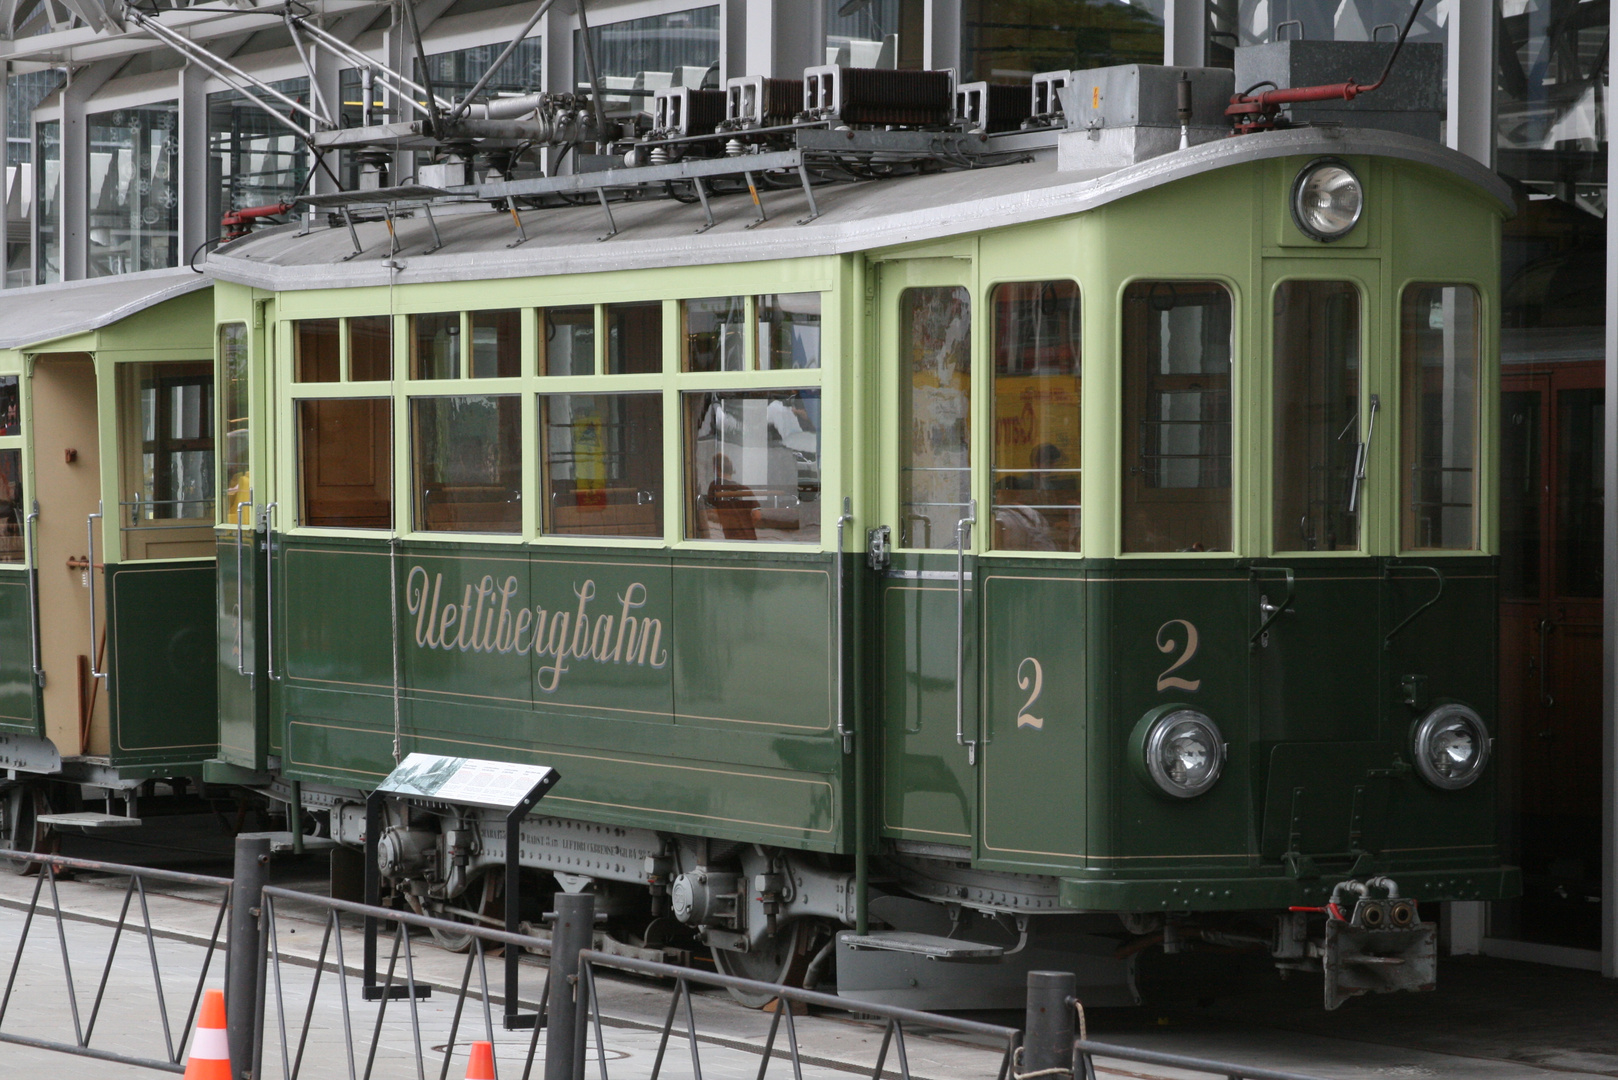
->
[834,496,854,754]
[235,499,251,678]
[87,501,106,680]
[25,501,41,687]
[262,502,279,681]
[955,500,977,765]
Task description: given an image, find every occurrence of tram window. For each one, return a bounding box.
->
[541,393,662,537]
[471,309,521,379]
[685,389,820,543]
[0,377,18,437]
[121,362,215,559]
[990,281,1081,552]
[295,319,340,383]
[349,316,392,381]
[606,302,663,375]
[1120,281,1232,554]
[543,307,596,376]
[219,324,250,521]
[757,293,821,370]
[411,312,461,380]
[412,396,522,533]
[683,297,747,372]
[0,450,22,563]
[898,286,971,550]
[1273,281,1360,552]
[297,399,392,528]
[1400,285,1480,551]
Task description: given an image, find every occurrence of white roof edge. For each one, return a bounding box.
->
[0,267,213,351]
[208,128,1513,294]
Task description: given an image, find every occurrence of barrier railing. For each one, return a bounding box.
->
[0,849,232,1074]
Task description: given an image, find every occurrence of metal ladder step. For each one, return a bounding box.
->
[838,930,1005,960]
[38,812,142,829]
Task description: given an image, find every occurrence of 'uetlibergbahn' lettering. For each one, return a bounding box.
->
[405,566,667,692]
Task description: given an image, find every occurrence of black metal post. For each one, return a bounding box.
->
[544,891,594,1080]
[504,770,558,1030]
[227,834,271,1079]
[363,788,383,997]
[1023,970,1076,1077]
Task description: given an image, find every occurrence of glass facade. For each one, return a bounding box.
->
[88,103,180,277]
[207,80,309,236]
[825,0,923,69]
[416,39,544,102]
[7,70,63,286]
[575,5,720,115]
[33,118,58,285]
[962,0,1164,82]
[1205,0,1447,67]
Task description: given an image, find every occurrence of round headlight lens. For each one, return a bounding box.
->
[1144,709,1225,798]
[1412,704,1490,791]
[1291,158,1363,242]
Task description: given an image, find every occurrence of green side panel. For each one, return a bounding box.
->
[1259,741,1390,858]
[880,555,976,845]
[105,561,217,767]
[1059,865,1520,912]
[1096,566,1253,866]
[275,538,845,849]
[216,532,264,767]
[0,568,39,735]
[1251,562,1382,743]
[978,566,1086,868]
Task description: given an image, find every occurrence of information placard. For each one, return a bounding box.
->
[377,753,558,810]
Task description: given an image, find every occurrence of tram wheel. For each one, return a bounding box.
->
[712,919,810,1008]
[423,873,502,953]
[0,784,53,874]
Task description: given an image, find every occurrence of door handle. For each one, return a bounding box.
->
[262,502,279,682]
[955,500,977,766]
[86,502,106,680]
[235,499,252,678]
[1538,617,1555,707]
[834,496,854,755]
[25,501,42,688]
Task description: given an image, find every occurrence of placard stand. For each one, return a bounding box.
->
[363,754,560,1030]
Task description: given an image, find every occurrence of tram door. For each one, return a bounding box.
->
[30,356,109,755]
[875,258,980,848]
[1497,361,1604,948]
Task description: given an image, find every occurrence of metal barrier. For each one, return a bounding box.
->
[0,849,233,1074]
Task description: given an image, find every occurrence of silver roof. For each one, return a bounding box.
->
[0,267,212,351]
[208,128,1513,293]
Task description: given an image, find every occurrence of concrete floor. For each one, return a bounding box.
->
[11,809,1616,1079]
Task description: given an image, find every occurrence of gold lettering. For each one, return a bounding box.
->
[408,567,442,648]
[475,575,497,652]
[614,583,647,661]
[439,601,458,644]
[569,581,596,659]
[538,612,571,691]
[636,618,666,667]
[513,607,534,655]
[494,577,519,653]
[456,584,477,651]
[590,615,615,660]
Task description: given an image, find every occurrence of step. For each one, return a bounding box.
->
[838,930,1005,960]
[236,830,340,854]
[38,812,142,829]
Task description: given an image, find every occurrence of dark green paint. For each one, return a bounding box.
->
[0,569,40,735]
[216,531,267,768]
[105,561,217,767]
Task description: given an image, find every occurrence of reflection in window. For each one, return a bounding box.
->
[88,104,180,277]
[576,6,719,115]
[0,450,20,562]
[207,80,310,235]
[126,362,214,522]
[686,390,820,543]
[219,325,250,521]
[899,286,970,550]
[417,40,543,103]
[0,376,18,437]
[991,281,1081,552]
[35,120,60,285]
[350,316,392,381]
[544,307,595,376]
[824,0,922,68]
[1121,281,1232,553]
[961,0,1162,81]
[1209,0,1444,67]
[758,294,821,370]
[1273,281,1360,551]
[471,310,521,379]
[298,399,392,528]
[7,71,63,286]
[1556,387,1605,597]
[1401,284,1479,550]
[683,297,746,372]
[412,396,521,533]
[607,302,662,374]
[541,393,662,537]
[296,319,340,383]
[412,313,461,379]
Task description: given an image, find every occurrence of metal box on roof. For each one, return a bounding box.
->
[1233,40,1444,140]
[1061,64,1236,132]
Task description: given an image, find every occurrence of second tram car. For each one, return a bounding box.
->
[184,42,1520,1010]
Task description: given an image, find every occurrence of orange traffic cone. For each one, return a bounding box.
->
[183,988,231,1079]
[466,1040,496,1079]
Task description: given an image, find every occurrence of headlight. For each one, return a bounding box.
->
[1412,704,1490,791]
[1141,709,1225,798]
[1291,158,1363,242]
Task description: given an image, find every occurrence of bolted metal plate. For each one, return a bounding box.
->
[0,733,61,776]
[37,812,142,829]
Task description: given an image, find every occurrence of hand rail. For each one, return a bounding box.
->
[1384,563,1444,649]
[1251,566,1295,647]
[1538,617,1556,707]
[955,499,977,765]
[834,496,854,754]
[87,501,106,680]
[262,502,279,681]
[24,500,41,687]
[235,500,251,678]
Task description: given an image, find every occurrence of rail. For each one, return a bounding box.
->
[0,850,232,1074]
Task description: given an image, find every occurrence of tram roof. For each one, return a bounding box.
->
[0,267,212,351]
[208,127,1513,293]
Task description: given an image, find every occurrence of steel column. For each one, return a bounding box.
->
[1164,0,1208,67]
[545,891,594,1080]
[1604,102,1617,981]
[1445,0,1495,167]
[227,834,271,1077]
[1022,971,1075,1076]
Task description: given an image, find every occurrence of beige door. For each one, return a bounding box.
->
[32,356,108,757]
